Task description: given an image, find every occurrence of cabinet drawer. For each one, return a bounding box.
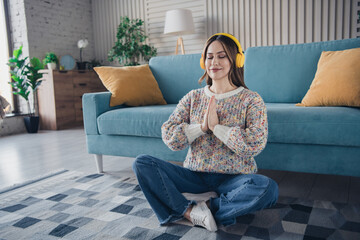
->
[74,98,84,122]
[75,109,83,122]
[74,101,83,122]
[73,73,106,96]
[73,82,105,97]
[72,70,97,79]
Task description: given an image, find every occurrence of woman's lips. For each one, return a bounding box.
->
[211,68,222,72]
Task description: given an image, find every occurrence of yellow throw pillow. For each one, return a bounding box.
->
[94,65,167,107]
[296,47,360,107]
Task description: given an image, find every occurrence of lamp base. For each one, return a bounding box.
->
[175,37,185,55]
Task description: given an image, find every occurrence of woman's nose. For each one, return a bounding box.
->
[212,57,219,65]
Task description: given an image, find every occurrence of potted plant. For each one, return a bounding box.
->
[108,16,157,66]
[77,39,89,70]
[43,52,58,70]
[7,46,44,133]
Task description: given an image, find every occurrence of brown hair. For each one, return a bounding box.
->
[198,34,248,89]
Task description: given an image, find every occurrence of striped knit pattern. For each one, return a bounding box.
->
[161,86,268,174]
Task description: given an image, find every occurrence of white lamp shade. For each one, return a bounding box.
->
[164,9,195,35]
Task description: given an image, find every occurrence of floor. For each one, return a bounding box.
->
[0,127,359,205]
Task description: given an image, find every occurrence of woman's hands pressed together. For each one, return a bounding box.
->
[201,96,219,132]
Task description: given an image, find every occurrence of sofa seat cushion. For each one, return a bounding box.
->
[97,104,176,137]
[97,102,360,147]
[267,103,360,147]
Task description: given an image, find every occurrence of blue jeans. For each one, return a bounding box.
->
[132,154,278,226]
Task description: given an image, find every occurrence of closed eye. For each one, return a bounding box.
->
[207,55,227,59]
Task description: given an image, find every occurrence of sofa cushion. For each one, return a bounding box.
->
[97,102,360,147]
[266,103,360,147]
[97,104,176,137]
[244,38,360,103]
[296,47,360,107]
[94,65,167,107]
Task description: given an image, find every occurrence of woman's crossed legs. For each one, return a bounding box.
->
[132,154,278,229]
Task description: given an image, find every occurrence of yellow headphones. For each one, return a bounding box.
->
[200,33,245,69]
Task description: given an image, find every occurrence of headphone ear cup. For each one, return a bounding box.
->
[236,53,245,68]
[200,55,205,69]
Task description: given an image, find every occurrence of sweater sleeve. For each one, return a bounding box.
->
[213,93,268,157]
[161,91,205,151]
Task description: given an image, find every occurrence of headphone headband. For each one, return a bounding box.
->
[200,33,245,69]
[211,33,243,55]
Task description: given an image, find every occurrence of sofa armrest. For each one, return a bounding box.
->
[82,92,125,135]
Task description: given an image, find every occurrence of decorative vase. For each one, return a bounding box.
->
[76,62,87,70]
[47,62,56,70]
[24,116,39,133]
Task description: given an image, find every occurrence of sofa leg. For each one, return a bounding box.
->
[95,154,103,173]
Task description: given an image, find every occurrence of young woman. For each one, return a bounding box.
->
[133,33,278,232]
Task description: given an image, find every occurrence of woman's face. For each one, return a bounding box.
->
[205,40,231,82]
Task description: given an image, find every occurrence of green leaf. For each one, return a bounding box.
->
[13,46,23,59]
[8,57,17,63]
[30,57,44,70]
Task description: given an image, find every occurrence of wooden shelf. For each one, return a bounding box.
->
[38,70,107,130]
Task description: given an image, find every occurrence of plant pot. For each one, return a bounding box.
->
[24,116,39,133]
[47,62,57,70]
[76,62,87,70]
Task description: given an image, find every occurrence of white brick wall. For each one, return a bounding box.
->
[7,0,29,54]
[7,0,30,115]
[24,0,95,62]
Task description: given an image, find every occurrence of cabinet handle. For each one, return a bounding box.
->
[79,83,87,86]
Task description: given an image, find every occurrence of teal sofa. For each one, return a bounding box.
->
[83,38,360,177]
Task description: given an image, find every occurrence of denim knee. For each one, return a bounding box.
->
[133,154,152,174]
[135,154,152,162]
[133,154,165,176]
[268,178,279,206]
[254,174,279,207]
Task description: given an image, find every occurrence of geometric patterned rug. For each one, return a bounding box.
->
[0,170,359,240]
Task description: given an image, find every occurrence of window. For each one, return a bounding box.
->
[0,0,13,111]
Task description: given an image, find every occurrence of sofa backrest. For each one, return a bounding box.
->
[244,38,360,103]
[150,38,360,104]
[149,54,205,104]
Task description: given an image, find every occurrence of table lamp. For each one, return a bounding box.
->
[164,9,195,54]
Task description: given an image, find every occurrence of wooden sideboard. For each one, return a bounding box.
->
[38,70,107,130]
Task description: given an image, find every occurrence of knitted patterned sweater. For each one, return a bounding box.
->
[161,85,268,174]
